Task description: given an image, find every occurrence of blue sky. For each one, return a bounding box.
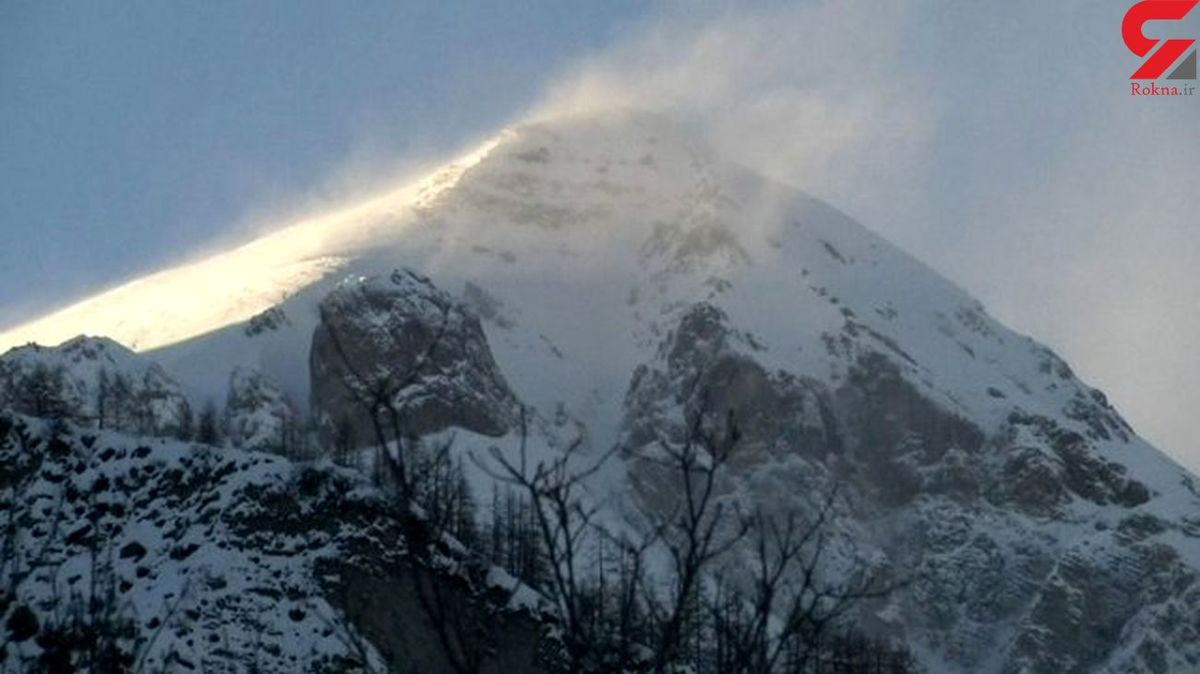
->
[0,0,646,321]
[2,1,1198,468]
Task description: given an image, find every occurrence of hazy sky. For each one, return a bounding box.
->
[2,1,1198,471]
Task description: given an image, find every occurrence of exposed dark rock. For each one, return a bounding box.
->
[224,367,299,453]
[617,299,1198,673]
[318,558,551,674]
[1004,412,1150,509]
[119,540,147,561]
[990,446,1071,516]
[244,306,289,336]
[837,353,984,467]
[310,269,520,451]
[623,303,840,464]
[6,605,38,643]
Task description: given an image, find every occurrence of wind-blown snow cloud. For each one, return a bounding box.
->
[527,0,1200,471]
[529,2,936,234]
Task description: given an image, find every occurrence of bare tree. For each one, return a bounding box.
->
[639,406,750,673]
[318,302,453,503]
[704,486,906,674]
[471,401,747,673]
[321,306,511,674]
[96,368,110,431]
[589,527,658,672]
[196,399,221,446]
[473,408,616,670]
[318,294,913,673]
[331,415,357,468]
[174,400,194,442]
[412,441,478,546]
[12,363,75,421]
[485,485,549,594]
[106,373,132,433]
[473,395,913,674]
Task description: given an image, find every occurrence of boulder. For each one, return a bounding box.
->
[310,269,519,451]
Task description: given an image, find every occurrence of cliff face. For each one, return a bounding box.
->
[309,269,520,451]
[619,300,1193,673]
[224,366,300,453]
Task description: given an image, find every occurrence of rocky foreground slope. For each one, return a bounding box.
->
[1,110,1198,672]
[0,412,550,672]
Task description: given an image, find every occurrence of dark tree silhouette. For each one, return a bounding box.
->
[196,399,221,446]
[11,363,75,421]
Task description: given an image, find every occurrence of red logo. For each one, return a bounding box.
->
[1123,0,1197,79]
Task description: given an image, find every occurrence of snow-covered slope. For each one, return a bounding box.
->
[2,109,1198,672]
[0,413,550,672]
[0,136,506,353]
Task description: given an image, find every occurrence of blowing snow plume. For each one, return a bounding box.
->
[528,2,935,230]
[0,135,509,353]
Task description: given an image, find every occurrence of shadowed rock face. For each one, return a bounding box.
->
[624,303,838,456]
[833,352,986,507]
[318,557,550,674]
[225,367,299,453]
[1014,412,1149,508]
[620,302,1191,673]
[1003,539,1199,674]
[622,303,984,507]
[310,269,520,451]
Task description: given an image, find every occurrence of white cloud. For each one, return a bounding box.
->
[529,1,937,231]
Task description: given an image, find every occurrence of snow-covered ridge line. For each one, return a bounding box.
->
[0,131,510,353]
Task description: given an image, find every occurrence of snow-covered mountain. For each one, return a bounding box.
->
[2,109,1198,672]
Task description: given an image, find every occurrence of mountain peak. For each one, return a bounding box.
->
[507,107,710,158]
[0,109,757,355]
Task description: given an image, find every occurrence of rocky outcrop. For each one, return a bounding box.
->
[623,303,839,463]
[310,269,520,451]
[621,304,986,506]
[1002,538,1199,674]
[620,303,1193,673]
[0,412,552,673]
[224,367,299,453]
[1007,411,1150,509]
